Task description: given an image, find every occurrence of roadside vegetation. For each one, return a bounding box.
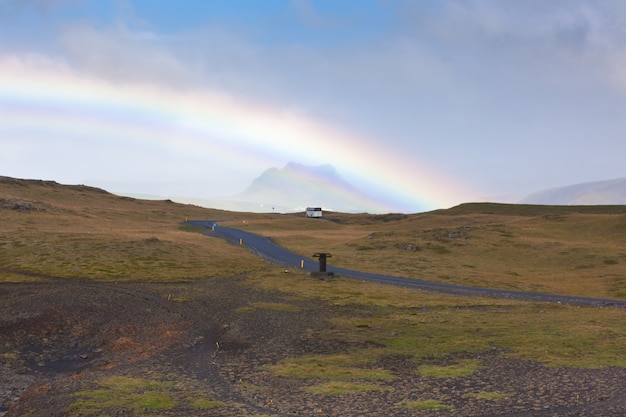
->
[233,203,626,300]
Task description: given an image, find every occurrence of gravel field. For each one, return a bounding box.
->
[2,275,626,417]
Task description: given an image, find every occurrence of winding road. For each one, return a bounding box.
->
[188,220,626,309]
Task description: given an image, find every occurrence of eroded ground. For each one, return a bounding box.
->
[2,276,626,416]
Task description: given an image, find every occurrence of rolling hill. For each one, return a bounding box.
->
[520,177,626,205]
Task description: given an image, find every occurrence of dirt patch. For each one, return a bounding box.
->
[2,277,626,416]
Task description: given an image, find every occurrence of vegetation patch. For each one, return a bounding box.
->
[66,376,225,416]
[192,398,227,409]
[426,244,452,254]
[469,391,509,400]
[67,376,176,415]
[303,381,392,396]
[178,223,207,234]
[267,353,394,381]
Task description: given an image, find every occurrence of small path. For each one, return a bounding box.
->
[189,220,626,309]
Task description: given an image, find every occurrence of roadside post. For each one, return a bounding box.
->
[311,252,334,279]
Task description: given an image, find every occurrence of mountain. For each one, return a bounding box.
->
[520,177,626,205]
[232,162,394,213]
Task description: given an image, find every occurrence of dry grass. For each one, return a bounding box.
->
[235,205,626,299]
[0,177,267,282]
[6,177,626,299]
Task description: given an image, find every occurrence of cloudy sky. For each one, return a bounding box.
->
[1,0,626,212]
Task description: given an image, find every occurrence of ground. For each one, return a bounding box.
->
[2,275,626,417]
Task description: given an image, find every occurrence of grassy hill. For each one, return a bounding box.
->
[0,177,626,298]
[229,202,626,300]
[3,176,626,298]
[0,176,270,282]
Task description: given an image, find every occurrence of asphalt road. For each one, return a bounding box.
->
[188,220,626,309]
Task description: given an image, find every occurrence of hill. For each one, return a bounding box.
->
[432,202,626,216]
[521,177,626,205]
[0,175,268,281]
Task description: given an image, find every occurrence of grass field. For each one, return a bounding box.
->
[246,268,626,369]
[3,174,626,392]
[231,204,626,299]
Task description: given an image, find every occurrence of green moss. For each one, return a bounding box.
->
[470,391,508,400]
[304,381,392,395]
[267,353,394,381]
[66,376,225,416]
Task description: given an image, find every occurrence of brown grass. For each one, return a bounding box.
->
[234,206,626,300]
[0,177,268,281]
[4,178,626,299]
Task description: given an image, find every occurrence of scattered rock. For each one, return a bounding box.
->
[394,243,419,251]
[0,198,51,212]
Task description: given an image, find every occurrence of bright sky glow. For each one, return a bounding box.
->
[2,0,626,212]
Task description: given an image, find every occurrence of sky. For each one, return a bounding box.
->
[1,0,626,213]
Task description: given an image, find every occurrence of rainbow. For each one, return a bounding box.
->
[0,56,479,212]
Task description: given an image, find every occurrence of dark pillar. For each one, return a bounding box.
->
[312,253,333,274]
[318,253,328,272]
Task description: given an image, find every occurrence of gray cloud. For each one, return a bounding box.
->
[59,23,195,87]
[4,0,626,203]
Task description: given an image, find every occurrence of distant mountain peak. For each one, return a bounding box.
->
[284,161,335,172]
[520,177,626,205]
[234,162,391,213]
[281,162,342,182]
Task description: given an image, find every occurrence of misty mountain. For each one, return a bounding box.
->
[232,162,393,213]
[520,177,626,205]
